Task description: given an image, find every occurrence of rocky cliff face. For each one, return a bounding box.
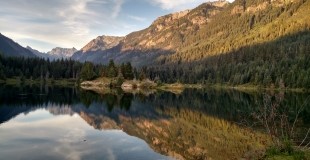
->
[81,36,124,53]
[72,0,309,67]
[71,35,124,62]
[120,1,228,53]
[72,1,228,66]
[27,46,77,60]
[47,47,77,58]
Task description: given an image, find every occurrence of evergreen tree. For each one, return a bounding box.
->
[122,62,134,80]
[80,62,96,81]
[107,59,117,78]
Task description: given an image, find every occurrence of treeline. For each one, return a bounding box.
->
[146,31,310,88]
[0,55,84,80]
[0,54,138,82]
[142,0,310,89]
[165,0,309,62]
[79,60,137,81]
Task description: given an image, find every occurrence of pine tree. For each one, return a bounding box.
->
[107,60,117,78]
[80,62,96,81]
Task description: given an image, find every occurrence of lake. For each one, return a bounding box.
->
[0,85,309,160]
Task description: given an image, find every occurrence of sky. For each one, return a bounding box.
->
[0,0,232,52]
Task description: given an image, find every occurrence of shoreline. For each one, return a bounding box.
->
[80,77,309,94]
[1,77,308,93]
[0,78,77,87]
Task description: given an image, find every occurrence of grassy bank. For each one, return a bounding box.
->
[185,83,309,93]
[264,146,310,160]
[80,77,309,95]
[81,78,188,94]
[0,77,77,86]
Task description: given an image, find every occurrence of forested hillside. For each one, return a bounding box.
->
[72,0,310,88]
[146,0,310,88]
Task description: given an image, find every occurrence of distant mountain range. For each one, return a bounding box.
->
[0,33,77,60]
[47,47,77,59]
[70,0,310,68]
[27,46,77,60]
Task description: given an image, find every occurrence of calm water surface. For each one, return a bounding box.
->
[0,85,309,160]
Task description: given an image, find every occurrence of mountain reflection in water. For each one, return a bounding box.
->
[0,85,309,160]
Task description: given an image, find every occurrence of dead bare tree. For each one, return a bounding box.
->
[252,92,310,150]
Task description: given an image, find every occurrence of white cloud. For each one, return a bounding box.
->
[0,0,127,52]
[151,0,208,10]
[128,15,146,22]
[151,0,234,10]
[0,0,234,52]
[112,0,124,18]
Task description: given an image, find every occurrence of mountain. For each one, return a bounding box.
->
[47,47,77,59]
[0,33,36,58]
[72,35,124,62]
[81,36,124,53]
[0,33,76,59]
[73,0,310,66]
[73,0,310,88]
[27,46,77,60]
[26,46,51,59]
[72,0,229,65]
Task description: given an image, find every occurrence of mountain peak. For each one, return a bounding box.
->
[207,0,229,7]
[47,47,77,58]
[81,35,124,53]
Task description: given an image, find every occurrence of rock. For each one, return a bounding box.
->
[47,47,77,58]
[81,35,124,53]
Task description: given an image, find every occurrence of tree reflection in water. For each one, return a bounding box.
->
[0,85,309,159]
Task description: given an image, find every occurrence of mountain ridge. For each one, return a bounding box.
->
[72,0,230,66]
[27,46,77,60]
[47,47,77,59]
[72,0,309,67]
[0,33,36,58]
[71,35,124,62]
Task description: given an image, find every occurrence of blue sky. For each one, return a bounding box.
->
[0,0,232,52]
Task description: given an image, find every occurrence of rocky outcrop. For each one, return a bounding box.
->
[81,36,124,53]
[81,78,158,95]
[232,0,301,15]
[71,36,124,62]
[71,1,229,66]
[121,79,157,90]
[71,0,307,67]
[27,46,77,60]
[47,47,77,58]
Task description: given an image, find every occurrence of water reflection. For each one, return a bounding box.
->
[0,109,169,160]
[0,85,309,159]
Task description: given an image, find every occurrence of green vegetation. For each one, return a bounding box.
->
[123,105,272,159]
[0,55,139,86]
[250,92,310,159]
[265,144,308,160]
[80,62,97,81]
[136,0,310,90]
[0,77,77,86]
[0,54,85,82]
